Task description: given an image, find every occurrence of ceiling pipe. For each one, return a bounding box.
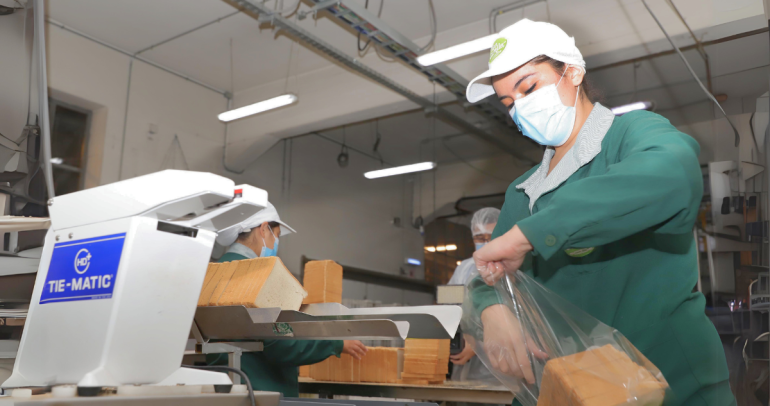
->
[641,0,739,147]
[590,28,768,72]
[225,0,537,168]
[665,0,713,93]
[34,0,55,198]
[306,0,514,131]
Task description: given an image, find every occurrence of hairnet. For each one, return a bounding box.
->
[215,201,296,247]
[471,207,500,236]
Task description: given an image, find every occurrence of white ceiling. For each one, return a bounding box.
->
[44,0,770,168]
[46,0,521,93]
[47,0,765,95]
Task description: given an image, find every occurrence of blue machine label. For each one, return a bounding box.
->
[40,233,126,304]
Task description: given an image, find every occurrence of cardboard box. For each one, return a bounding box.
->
[302,260,343,304]
[197,257,307,310]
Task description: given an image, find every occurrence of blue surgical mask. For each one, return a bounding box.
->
[259,228,279,257]
[511,68,579,147]
[475,242,487,251]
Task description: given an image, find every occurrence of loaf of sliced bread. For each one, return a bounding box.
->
[302,260,343,304]
[197,257,307,310]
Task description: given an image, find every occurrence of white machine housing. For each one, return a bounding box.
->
[3,170,267,388]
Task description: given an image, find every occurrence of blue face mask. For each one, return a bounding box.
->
[475,242,487,251]
[259,228,279,257]
[510,68,579,147]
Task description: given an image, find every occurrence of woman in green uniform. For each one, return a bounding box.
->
[464,19,733,405]
[212,202,367,397]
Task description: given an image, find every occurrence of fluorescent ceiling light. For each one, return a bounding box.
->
[425,246,436,252]
[436,246,446,252]
[406,258,422,266]
[218,94,297,122]
[364,162,436,179]
[611,101,653,116]
[417,34,498,66]
[50,157,63,165]
[445,244,457,251]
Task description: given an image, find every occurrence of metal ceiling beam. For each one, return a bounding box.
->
[309,0,512,127]
[227,0,535,164]
[590,27,768,72]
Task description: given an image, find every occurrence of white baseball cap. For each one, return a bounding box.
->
[466,19,585,103]
[216,201,296,246]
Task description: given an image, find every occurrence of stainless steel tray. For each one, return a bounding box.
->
[194,306,409,341]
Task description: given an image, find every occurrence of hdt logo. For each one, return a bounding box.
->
[74,249,92,274]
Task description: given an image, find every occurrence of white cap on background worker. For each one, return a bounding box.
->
[215,201,296,261]
[216,201,296,247]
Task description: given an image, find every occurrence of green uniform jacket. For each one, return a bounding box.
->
[469,111,734,406]
[210,252,344,397]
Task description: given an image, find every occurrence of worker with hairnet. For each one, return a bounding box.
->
[448,208,501,287]
[449,208,500,384]
[209,202,367,397]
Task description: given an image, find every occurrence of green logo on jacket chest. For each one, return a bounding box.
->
[565,247,595,258]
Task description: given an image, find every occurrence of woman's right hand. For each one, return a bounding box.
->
[474,225,533,285]
[480,304,548,384]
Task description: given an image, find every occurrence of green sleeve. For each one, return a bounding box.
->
[218,252,248,262]
[260,339,343,367]
[517,111,702,260]
[467,276,504,318]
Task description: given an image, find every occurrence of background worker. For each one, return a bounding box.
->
[465,19,732,405]
[448,207,501,288]
[212,202,367,397]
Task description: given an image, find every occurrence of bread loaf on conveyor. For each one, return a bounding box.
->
[197,257,307,311]
[302,260,343,304]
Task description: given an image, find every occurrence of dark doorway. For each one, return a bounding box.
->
[48,100,91,195]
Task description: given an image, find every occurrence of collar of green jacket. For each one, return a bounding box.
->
[516,102,615,213]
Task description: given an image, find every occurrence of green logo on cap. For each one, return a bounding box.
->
[489,38,507,63]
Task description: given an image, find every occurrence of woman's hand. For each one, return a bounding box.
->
[450,344,476,365]
[473,225,533,285]
[480,304,547,384]
[342,340,367,360]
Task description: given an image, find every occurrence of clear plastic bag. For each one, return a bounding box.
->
[461,271,669,406]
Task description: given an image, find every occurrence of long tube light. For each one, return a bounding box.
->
[218,94,297,122]
[417,34,498,66]
[365,162,436,179]
[610,101,654,116]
